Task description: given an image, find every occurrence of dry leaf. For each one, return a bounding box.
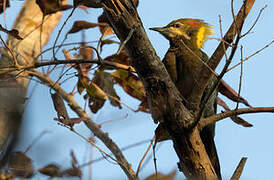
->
[0,171,13,180]
[92,70,122,112]
[0,24,23,40]
[100,39,120,52]
[86,82,107,100]
[8,152,34,178]
[39,164,62,177]
[217,97,253,127]
[63,167,82,177]
[51,92,69,120]
[79,76,107,101]
[68,21,106,34]
[144,170,176,180]
[98,12,114,39]
[219,79,251,107]
[111,69,146,102]
[36,0,73,15]
[73,0,102,8]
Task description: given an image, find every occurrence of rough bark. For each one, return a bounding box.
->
[0,0,65,163]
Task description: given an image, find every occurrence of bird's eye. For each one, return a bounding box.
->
[174,23,181,28]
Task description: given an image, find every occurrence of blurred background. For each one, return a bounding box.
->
[1,0,274,179]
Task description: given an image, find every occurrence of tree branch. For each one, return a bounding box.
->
[199,107,274,129]
[28,69,137,179]
[0,59,134,75]
[230,157,248,180]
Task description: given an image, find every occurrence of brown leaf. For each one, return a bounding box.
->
[79,38,93,60]
[62,49,73,60]
[8,152,34,178]
[100,50,135,71]
[73,0,102,8]
[63,167,82,177]
[77,5,88,13]
[0,0,10,14]
[0,171,13,180]
[144,170,176,180]
[86,82,107,100]
[217,97,253,127]
[51,92,69,120]
[89,96,104,113]
[79,76,107,101]
[62,47,92,77]
[98,12,114,39]
[100,39,120,52]
[90,71,121,113]
[68,21,107,34]
[219,79,251,107]
[36,0,73,15]
[111,69,146,101]
[38,164,62,177]
[0,25,23,40]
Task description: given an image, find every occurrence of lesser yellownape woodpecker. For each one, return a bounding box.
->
[150,19,221,179]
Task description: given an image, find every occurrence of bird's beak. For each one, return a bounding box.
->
[149,27,170,37]
[149,27,166,33]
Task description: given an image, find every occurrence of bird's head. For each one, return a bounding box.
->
[150,18,213,49]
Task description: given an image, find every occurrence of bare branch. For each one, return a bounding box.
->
[0,59,134,75]
[199,107,274,129]
[52,8,76,60]
[242,5,267,37]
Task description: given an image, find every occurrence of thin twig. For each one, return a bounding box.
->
[117,28,135,54]
[219,15,229,61]
[80,139,151,167]
[153,140,158,178]
[24,131,50,153]
[0,59,134,76]
[99,114,128,126]
[136,135,155,176]
[241,5,267,37]
[235,46,244,110]
[40,15,45,74]
[0,35,18,66]
[52,8,76,60]
[227,40,274,72]
[180,39,218,77]
[69,127,118,164]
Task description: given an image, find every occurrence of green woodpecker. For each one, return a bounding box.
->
[150,19,221,179]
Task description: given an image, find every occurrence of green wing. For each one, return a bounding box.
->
[163,50,177,82]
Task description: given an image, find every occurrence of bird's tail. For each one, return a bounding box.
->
[200,124,222,180]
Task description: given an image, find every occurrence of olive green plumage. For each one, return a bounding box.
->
[150,18,221,179]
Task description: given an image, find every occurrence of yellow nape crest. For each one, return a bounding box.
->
[196,24,213,49]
